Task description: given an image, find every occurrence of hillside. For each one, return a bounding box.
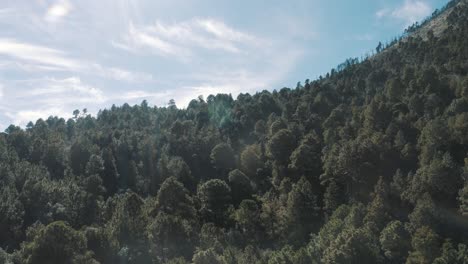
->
[1,0,468,263]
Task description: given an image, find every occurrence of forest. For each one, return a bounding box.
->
[1,0,468,263]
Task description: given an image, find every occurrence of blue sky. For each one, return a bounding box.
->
[0,0,449,129]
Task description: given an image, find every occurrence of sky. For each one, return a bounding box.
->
[0,0,449,129]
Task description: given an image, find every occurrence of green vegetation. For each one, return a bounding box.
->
[1,0,468,263]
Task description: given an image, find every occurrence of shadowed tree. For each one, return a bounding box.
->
[379,220,411,263]
[19,221,96,264]
[198,179,232,226]
[210,143,236,178]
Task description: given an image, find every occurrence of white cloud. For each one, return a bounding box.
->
[167,48,302,108]
[392,0,431,25]
[0,8,14,17]
[376,0,432,26]
[13,77,106,104]
[114,18,263,59]
[5,108,70,127]
[129,23,185,56]
[110,16,303,110]
[0,4,305,129]
[195,19,256,43]
[91,64,154,82]
[119,90,169,100]
[1,77,105,126]
[376,8,390,18]
[45,0,72,22]
[0,38,153,82]
[0,38,81,70]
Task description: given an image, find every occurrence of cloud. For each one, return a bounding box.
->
[127,22,185,56]
[0,3,305,129]
[376,8,390,18]
[45,0,72,22]
[376,0,432,26]
[195,19,256,44]
[0,8,14,17]
[392,0,431,25]
[1,77,105,126]
[114,18,263,59]
[12,77,106,105]
[5,108,70,127]
[91,64,154,82]
[166,48,302,108]
[0,38,153,82]
[0,38,81,70]
[119,90,169,100]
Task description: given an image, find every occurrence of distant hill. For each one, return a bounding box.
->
[1,0,468,263]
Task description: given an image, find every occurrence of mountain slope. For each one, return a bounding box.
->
[1,0,468,263]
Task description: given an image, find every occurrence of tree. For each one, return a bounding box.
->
[228,169,252,205]
[314,206,349,253]
[376,41,383,53]
[267,129,296,165]
[433,240,468,264]
[459,183,468,216]
[73,109,80,119]
[148,213,196,261]
[267,245,298,264]
[269,120,287,136]
[152,176,196,219]
[385,77,404,101]
[115,139,136,190]
[192,248,223,264]
[240,144,263,178]
[449,113,468,144]
[106,192,149,262]
[0,187,24,249]
[406,226,440,264]
[210,143,236,173]
[167,156,194,189]
[321,137,381,201]
[322,227,381,264]
[286,177,320,245]
[411,152,462,202]
[168,99,177,109]
[364,177,390,233]
[0,248,10,264]
[288,140,322,178]
[234,199,262,242]
[85,154,105,177]
[198,179,232,226]
[254,120,267,137]
[5,126,30,160]
[81,175,105,224]
[19,221,96,264]
[70,140,91,176]
[41,135,66,179]
[408,193,440,232]
[379,220,411,263]
[323,180,344,217]
[101,147,119,196]
[84,227,114,264]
